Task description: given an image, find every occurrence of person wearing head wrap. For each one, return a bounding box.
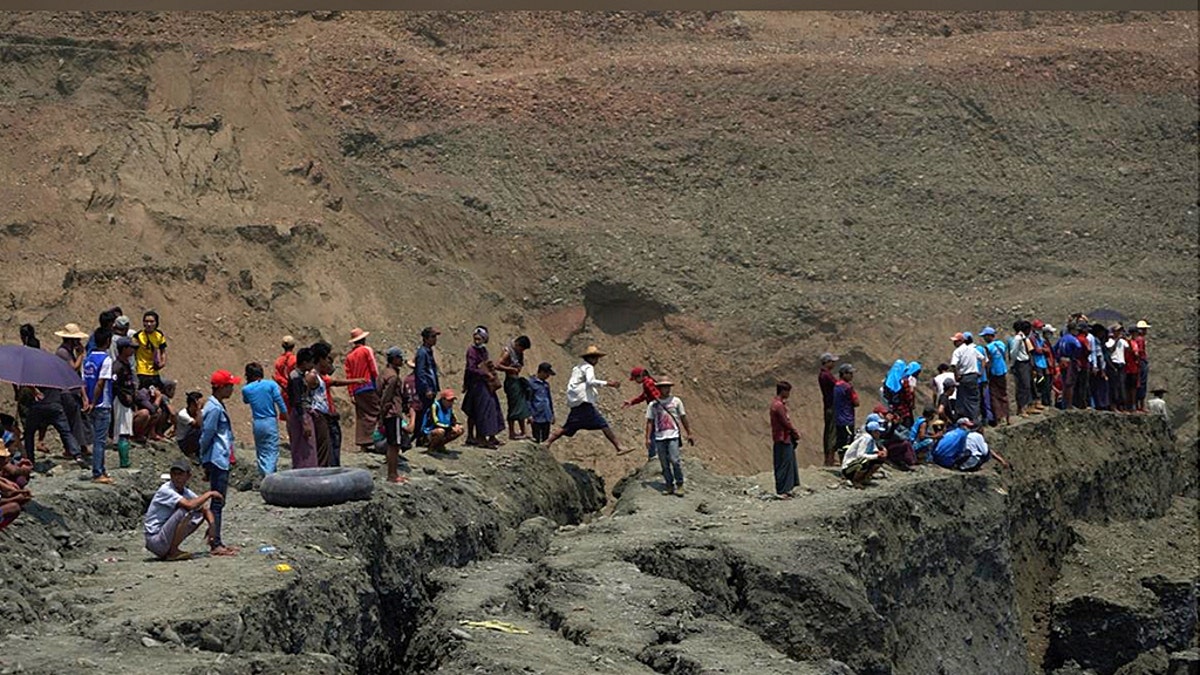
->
[462,326,505,448]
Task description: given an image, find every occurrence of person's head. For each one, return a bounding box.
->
[348,328,369,346]
[209,369,241,400]
[472,325,489,345]
[244,362,264,383]
[936,363,950,374]
[296,347,315,371]
[963,331,975,345]
[92,327,113,350]
[142,310,160,333]
[281,335,296,352]
[310,341,334,375]
[1136,320,1151,335]
[820,352,839,371]
[956,417,975,430]
[385,346,407,369]
[168,459,192,491]
[421,326,441,346]
[18,323,37,348]
[513,335,531,352]
[186,390,203,413]
[1150,388,1166,398]
[630,366,647,383]
[656,379,674,396]
[922,406,936,420]
[1076,323,1090,337]
[98,309,118,332]
[438,388,457,408]
[776,380,792,399]
[951,332,965,347]
[159,379,177,400]
[115,336,136,359]
[580,345,605,365]
[865,420,883,439]
[944,379,957,393]
[537,362,555,380]
[114,315,132,333]
[980,326,996,343]
[837,363,855,381]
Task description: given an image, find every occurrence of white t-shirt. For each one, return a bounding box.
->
[175,408,196,442]
[933,372,957,397]
[565,362,607,408]
[646,396,686,441]
[950,344,982,376]
[841,433,880,470]
[93,356,114,408]
[1106,338,1128,366]
[144,481,198,536]
[959,432,991,471]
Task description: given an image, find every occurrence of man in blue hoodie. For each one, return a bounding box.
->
[200,369,240,557]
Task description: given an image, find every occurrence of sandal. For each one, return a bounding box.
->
[165,551,192,561]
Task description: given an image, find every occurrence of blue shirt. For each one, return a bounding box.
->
[986,341,1008,377]
[415,345,439,397]
[199,396,234,471]
[422,400,456,435]
[241,380,286,420]
[1031,335,1049,369]
[1054,334,1082,361]
[832,381,857,426]
[931,427,969,468]
[973,344,989,383]
[528,376,554,424]
[82,350,113,408]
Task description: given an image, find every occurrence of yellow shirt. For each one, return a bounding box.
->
[134,329,167,376]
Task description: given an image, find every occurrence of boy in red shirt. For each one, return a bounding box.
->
[622,367,662,409]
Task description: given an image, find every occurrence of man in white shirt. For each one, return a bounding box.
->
[958,428,1011,472]
[1106,325,1129,411]
[644,380,694,496]
[546,345,629,455]
[143,460,221,561]
[949,332,983,426]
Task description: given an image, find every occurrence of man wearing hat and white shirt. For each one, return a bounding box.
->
[545,345,630,455]
[841,419,887,489]
[817,352,840,467]
[344,328,381,452]
[143,459,222,561]
[949,332,983,426]
[200,369,241,557]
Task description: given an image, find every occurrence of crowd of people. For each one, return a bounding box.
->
[764,313,1165,497]
[1,305,1170,557]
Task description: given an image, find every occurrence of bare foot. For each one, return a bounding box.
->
[211,545,239,557]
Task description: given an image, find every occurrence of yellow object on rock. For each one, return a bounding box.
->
[458,620,529,634]
[275,563,293,573]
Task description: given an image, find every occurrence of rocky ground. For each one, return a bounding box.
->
[0,410,1193,674]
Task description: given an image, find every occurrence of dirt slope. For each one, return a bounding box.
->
[0,11,1196,486]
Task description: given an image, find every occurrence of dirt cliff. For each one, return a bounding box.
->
[0,11,1196,487]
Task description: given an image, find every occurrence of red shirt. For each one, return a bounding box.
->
[625,375,663,407]
[770,396,799,443]
[273,352,296,401]
[343,344,379,395]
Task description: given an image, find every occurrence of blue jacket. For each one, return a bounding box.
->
[528,376,554,424]
[931,427,969,468]
[199,396,234,471]
[415,345,439,397]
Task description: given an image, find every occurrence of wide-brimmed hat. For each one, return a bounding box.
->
[1136,320,1152,329]
[656,378,675,387]
[579,345,606,358]
[1150,387,1167,394]
[349,328,370,343]
[54,323,89,339]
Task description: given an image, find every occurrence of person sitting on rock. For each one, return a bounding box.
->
[0,471,32,531]
[132,381,173,443]
[931,418,1010,471]
[423,389,463,452]
[910,406,941,462]
[143,459,221,561]
[0,420,33,490]
[841,420,887,489]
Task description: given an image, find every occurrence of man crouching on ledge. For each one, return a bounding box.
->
[143,459,222,561]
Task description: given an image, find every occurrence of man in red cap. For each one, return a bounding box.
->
[200,369,240,556]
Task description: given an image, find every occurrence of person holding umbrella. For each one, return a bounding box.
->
[0,343,88,466]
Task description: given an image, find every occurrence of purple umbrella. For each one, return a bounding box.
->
[0,345,85,390]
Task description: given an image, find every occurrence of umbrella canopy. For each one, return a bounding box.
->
[0,345,85,390]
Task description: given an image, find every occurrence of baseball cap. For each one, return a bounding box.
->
[951,332,965,342]
[956,417,975,428]
[838,363,855,374]
[537,362,556,375]
[1031,319,1044,330]
[115,336,134,350]
[114,315,131,328]
[629,366,646,380]
[866,413,883,427]
[439,388,457,400]
[1043,324,1057,333]
[980,326,996,336]
[385,346,407,361]
[963,331,974,340]
[865,421,883,433]
[421,326,442,339]
[282,335,296,347]
[210,369,242,387]
[872,404,888,416]
[168,459,192,474]
[820,352,839,364]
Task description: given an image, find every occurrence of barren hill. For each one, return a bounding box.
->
[0,11,1196,484]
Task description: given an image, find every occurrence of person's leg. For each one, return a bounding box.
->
[91,407,111,479]
[206,464,234,554]
[427,428,448,452]
[822,408,836,467]
[666,438,684,492]
[312,413,331,467]
[166,509,203,558]
[600,426,626,454]
[327,415,342,466]
[48,404,82,458]
[655,439,673,491]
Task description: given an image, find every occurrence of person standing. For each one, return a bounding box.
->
[199,369,240,557]
[53,322,92,456]
[344,328,380,453]
[645,379,694,497]
[1133,320,1151,411]
[950,332,983,426]
[240,363,287,476]
[414,326,441,446]
[1053,324,1083,409]
[1030,321,1053,410]
[769,381,801,499]
[1073,323,1094,409]
[378,347,415,484]
[981,327,1010,426]
[111,337,138,468]
[82,329,115,484]
[133,310,167,389]
[1105,325,1129,412]
[273,336,297,411]
[1008,321,1035,417]
[831,363,860,454]
[528,362,556,443]
[817,353,840,467]
[285,348,318,469]
[462,326,505,448]
[496,336,533,440]
[315,341,363,466]
[545,345,628,454]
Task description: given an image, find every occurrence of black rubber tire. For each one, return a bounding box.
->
[260,467,375,508]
